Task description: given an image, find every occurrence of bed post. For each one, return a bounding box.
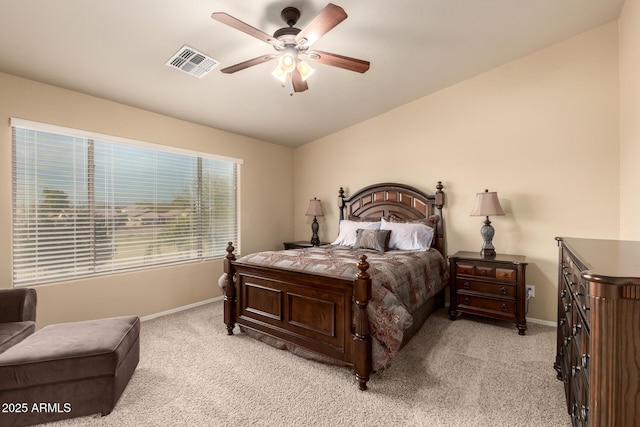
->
[338,187,346,221]
[223,242,237,335]
[434,181,446,257]
[353,255,372,391]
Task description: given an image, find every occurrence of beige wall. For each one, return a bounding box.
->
[0,72,294,327]
[619,0,640,240]
[293,22,620,323]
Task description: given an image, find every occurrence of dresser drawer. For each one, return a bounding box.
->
[456,294,516,317]
[456,278,516,298]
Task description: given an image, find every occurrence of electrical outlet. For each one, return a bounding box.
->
[526,284,535,298]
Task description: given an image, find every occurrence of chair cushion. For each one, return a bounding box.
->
[0,316,139,391]
[0,321,35,354]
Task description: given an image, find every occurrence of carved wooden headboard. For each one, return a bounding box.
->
[337,182,446,256]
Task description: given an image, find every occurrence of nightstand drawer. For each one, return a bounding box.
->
[456,264,476,275]
[495,268,516,281]
[456,263,516,281]
[456,294,516,317]
[456,278,516,298]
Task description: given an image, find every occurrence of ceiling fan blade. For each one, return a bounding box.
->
[295,3,347,48]
[212,12,282,47]
[291,69,309,92]
[220,54,278,74]
[305,50,370,73]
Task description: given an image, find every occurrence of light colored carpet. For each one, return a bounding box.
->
[42,300,570,427]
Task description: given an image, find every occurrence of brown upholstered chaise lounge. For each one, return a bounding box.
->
[0,289,37,353]
[0,289,140,427]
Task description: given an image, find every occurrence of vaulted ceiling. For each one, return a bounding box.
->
[0,1,625,147]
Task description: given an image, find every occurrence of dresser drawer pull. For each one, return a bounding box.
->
[571,365,581,377]
[581,354,589,369]
[580,406,588,423]
[499,287,507,295]
[500,303,508,312]
[572,324,581,336]
[463,297,470,305]
[559,317,565,326]
[564,303,571,313]
[582,305,590,312]
[463,282,470,289]
[560,289,567,298]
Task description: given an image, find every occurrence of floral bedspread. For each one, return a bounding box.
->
[236,245,449,370]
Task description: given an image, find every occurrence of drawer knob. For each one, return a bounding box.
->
[499,287,507,295]
[463,282,470,289]
[500,303,508,312]
[560,317,565,326]
[580,405,588,423]
[463,297,470,305]
[581,354,589,369]
[564,303,571,313]
[572,324,581,336]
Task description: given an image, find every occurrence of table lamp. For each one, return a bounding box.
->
[470,189,505,257]
[305,198,324,246]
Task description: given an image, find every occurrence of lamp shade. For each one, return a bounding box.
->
[306,198,323,216]
[470,190,505,217]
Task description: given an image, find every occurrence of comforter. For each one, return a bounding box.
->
[235,245,449,370]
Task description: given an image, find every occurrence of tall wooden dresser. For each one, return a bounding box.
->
[555,237,640,426]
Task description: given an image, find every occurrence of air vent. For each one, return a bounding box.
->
[165,45,220,79]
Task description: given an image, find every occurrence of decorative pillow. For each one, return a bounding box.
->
[348,215,382,222]
[380,217,434,251]
[387,214,439,229]
[354,229,391,252]
[332,220,380,246]
[387,214,439,247]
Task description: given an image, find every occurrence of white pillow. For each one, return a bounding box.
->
[380,217,434,251]
[332,220,380,246]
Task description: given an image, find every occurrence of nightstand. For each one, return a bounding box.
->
[448,251,528,335]
[283,241,328,250]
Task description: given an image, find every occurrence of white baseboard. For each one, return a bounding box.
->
[444,302,556,327]
[141,296,223,322]
[526,317,557,327]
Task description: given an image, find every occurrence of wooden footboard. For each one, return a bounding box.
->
[223,242,373,390]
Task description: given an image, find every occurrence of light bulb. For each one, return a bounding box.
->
[278,52,297,73]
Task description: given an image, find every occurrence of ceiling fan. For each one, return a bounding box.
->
[211,3,370,93]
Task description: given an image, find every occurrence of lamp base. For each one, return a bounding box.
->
[479,217,497,258]
[310,216,320,247]
[480,248,496,257]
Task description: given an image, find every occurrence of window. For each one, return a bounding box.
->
[11,118,241,286]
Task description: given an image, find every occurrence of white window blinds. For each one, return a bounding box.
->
[11,119,241,286]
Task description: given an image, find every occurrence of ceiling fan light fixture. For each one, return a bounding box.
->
[297,60,315,81]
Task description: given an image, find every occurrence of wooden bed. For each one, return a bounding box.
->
[222,182,446,390]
